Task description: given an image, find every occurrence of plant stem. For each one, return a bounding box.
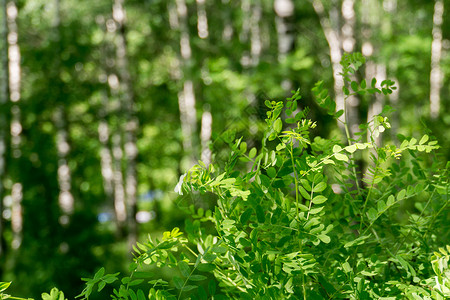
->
[289,139,300,220]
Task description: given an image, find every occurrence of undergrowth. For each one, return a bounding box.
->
[2,53,449,300]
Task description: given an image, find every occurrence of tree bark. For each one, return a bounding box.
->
[274,0,294,92]
[52,0,74,225]
[312,0,345,128]
[171,0,198,169]
[112,0,138,248]
[430,0,444,119]
[7,0,22,249]
[0,0,10,261]
[196,0,208,39]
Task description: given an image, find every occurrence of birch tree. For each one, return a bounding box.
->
[171,0,198,169]
[7,0,22,249]
[274,0,294,92]
[50,0,74,225]
[112,0,138,247]
[0,0,9,260]
[311,0,345,128]
[196,0,213,165]
[430,0,444,119]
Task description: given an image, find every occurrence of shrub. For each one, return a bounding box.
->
[2,53,449,299]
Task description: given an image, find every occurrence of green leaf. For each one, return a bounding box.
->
[312,195,327,204]
[240,208,253,224]
[345,144,357,153]
[178,261,191,278]
[208,280,216,295]
[256,205,265,223]
[189,275,207,281]
[198,286,207,300]
[318,234,331,243]
[173,276,184,290]
[94,267,105,280]
[197,263,216,272]
[397,189,406,201]
[240,142,247,153]
[128,289,138,300]
[0,282,11,292]
[335,110,344,118]
[309,207,324,214]
[182,285,197,292]
[351,81,358,91]
[203,253,217,263]
[221,219,235,230]
[274,118,282,133]
[267,167,276,178]
[298,186,311,200]
[333,145,342,153]
[249,147,257,159]
[377,200,386,212]
[137,290,146,300]
[419,134,429,145]
[342,262,352,273]
[98,281,106,292]
[334,153,349,162]
[313,182,327,193]
[386,195,395,206]
[367,208,378,221]
[360,79,366,89]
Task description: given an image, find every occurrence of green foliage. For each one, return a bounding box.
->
[0,282,65,300]
[69,55,449,299]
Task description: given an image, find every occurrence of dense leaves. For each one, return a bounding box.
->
[23,56,444,299]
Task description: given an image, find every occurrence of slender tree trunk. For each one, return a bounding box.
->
[240,0,261,136]
[111,131,127,234]
[52,0,74,224]
[196,0,213,165]
[172,0,197,169]
[98,98,115,210]
[7,0,22,249]
[250,0,262,67]
[97,15,128,236]
[340,0,360,138]
[221,0,233,41]
[0,0,10,261]
[196,0,208,39]
[312,0,345,128]
[430,0,444,119]
[200,108,212,165]
[361,0,383,145]
[112,0,138,248]
[274,0,294,92]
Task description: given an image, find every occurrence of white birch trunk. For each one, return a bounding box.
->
[196,0,212,165]
[7,1,22,249]
[98,106,115,205]
[341,0,360,137]
[312,0,345,128]
[52,0,74,224]
[112,0,138,248]
[196,0,208,39]
[274,0,294,92]
[174,0,197,168]
[100,15,129,235]
[200,108,212,165]
[250,0,262,67]
[430,0,444,119]
[0,0,9,258]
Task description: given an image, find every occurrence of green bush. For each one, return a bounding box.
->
[2,53,449,299]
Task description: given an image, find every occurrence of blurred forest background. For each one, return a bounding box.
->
[0,0,448,298]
